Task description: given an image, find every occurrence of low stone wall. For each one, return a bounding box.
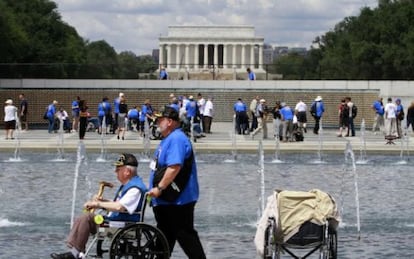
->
[0,79,384,129]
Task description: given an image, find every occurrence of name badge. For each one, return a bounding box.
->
[149,160,157,170]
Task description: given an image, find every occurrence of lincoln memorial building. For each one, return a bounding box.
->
[158,25,265,79]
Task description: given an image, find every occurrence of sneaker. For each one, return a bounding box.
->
[50,252,76,259]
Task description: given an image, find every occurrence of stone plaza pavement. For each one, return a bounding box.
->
[1,122,412,154]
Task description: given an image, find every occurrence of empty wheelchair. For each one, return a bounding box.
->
[84,193,170,258]
[256,189,339,259]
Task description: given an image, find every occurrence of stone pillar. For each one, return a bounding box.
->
[241,44,246,69]
[176,44,181,69]
[185,44,190,68]
[194,44,199,69]
[166,44,171,68]
[204,44,208,69]
[223,44,228,69]
[259,44,264,69]
[214,44,218,69]
[159,44,164,67]
[232,45,237,68]
[250,44,255,68]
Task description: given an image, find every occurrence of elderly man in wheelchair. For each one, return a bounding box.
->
[51,153,169,259]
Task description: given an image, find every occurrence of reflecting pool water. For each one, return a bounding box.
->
[0,152,413,258]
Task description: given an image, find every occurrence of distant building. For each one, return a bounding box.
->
[158,25,265,73]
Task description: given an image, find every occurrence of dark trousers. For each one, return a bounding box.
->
[314,116,321,134]
[250,111,258,131]
[112,113,119,133]
[236,112,249,134]
[153,202,206,259]
[203,116,212,133]
[79,116,87,139]
[347,117,355,136]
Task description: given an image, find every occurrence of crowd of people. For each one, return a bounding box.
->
[4,92,414,142]
[35,92,215,141]
[230,94,413,143]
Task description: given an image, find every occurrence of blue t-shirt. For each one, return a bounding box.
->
[234,101,247,112]
[280,106,294,120]
[128,108,139,119]
[149,128,199,206]
[186,100,197,118]
[373,100,384,115]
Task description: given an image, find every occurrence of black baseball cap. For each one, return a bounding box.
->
[155,105,180,121]
[114,153,138,167]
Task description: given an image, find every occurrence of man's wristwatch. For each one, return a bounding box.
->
[156,185,164,193]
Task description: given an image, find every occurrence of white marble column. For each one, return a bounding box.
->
[194,44,199,69]
[166,44,171,68]
[204,44,208,68]
[232,44,237,68]
[250,44,255,68]
[159,44,164,67]
[176,44,181,69]
[214,44,218,68]
[223,44,228,69]
[241,44,246,69]
[259,44,264,69]
[185,44,190,68]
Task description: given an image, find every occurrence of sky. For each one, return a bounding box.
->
[53,0,378,56]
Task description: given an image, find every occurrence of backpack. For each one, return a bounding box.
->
[352,105,357,118]
[310,102,317,117]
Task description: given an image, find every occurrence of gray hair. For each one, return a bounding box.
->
[126,165,137,176]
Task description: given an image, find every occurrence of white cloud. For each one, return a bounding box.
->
[54,0,378,55]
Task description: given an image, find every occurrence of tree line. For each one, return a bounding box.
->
[1,0,414,79]
[271,0,414,80]
[0,0,157,79]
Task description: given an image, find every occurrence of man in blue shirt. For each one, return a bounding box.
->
[159,66,168,80]
[148,106,206,259]
[311,96,325,135]
[247,67,256,80]
[280,102,294,142]
[371,97,384,134]
[51,154,147,259]
[234,98,249,134]
[71,96,80,132]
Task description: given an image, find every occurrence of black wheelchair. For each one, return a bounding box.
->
[257,189,339,259]
[83,193,170,258]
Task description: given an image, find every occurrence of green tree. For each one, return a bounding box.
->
[84,40,119,78]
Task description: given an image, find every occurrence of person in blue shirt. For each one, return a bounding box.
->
[148,106,206,259]
[311,96,325,135]
[395,98,404,138]
[371,97,384,134]
[280,102,294,142]
[234,98,249,135]
[97,97,111,134]
[159,66,168,80]
[247,67,256,80]
[50,153,147,259]
[127,106,140,131]
[71,96,80,132]
[47,100,58,133]
[112,93,123,134]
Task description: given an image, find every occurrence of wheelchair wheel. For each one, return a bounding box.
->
[263,218,279,259]
[109,223,170,259]
[328,232,337,259]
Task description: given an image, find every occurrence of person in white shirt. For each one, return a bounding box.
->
[294,99,307,133]
[4,99,17,139]
[203,96,214,134]
[384,97,398,137]
[197,93,206,131]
